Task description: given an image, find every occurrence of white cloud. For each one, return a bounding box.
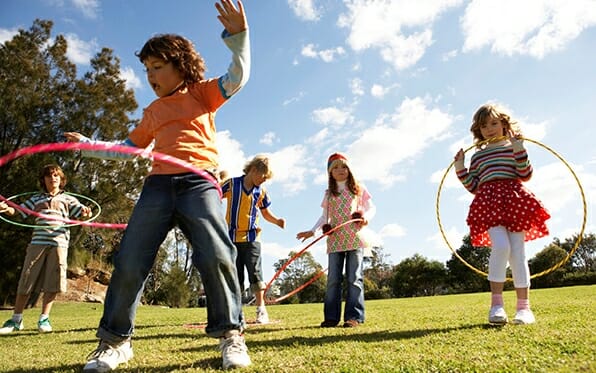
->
[461,0,596,58]
[288,0,322,21]
[371,83,398,99]
[64,33,98,65]
[301,43,346,62]
[71,0,100,19]
[120,66,142,91]
[526,162,593,217]
[0,27,18,44]
[267,145,310,194]
[338,0,463,70]
[260,131,278,146]
[347,96,454,186]
[216,130,246,176]
[379,223,407,238]
[350,78,364,96]
[306,128,330,145]
[442,49,458,61]
[427,225,467,257]
[283,91,305,106]
[312,106,353,126]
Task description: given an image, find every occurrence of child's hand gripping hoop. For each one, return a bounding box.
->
[435,136,587,280]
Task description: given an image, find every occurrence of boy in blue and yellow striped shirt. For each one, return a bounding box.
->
[221,155,285,323]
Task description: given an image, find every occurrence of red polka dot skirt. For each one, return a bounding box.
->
[467,179,550,247]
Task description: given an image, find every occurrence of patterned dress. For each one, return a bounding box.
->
[326,188,370,254]
[456,144,550,247]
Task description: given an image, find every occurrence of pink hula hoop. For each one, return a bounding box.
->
[264,218,363,304]
[0,142,221,229]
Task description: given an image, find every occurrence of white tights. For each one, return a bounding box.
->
[487,226,530,288]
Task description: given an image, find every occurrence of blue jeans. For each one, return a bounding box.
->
[97,173,243,342]
[234,241,266,292]
[324,249,365,323]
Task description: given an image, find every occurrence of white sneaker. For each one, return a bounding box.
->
[512,309,536,325]
[219,332,251,370]
[38,318,52,333]
[255,307,269,324]
[488,306,508,324]
[83,339,133,372]
[0,319,23,334]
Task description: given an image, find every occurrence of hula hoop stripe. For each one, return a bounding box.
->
[435,136,587,280]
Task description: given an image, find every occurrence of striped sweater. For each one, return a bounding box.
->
[17,192,85,248]
[456,144,532,194]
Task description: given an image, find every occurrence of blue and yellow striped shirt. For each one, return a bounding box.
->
[221,175,271,242]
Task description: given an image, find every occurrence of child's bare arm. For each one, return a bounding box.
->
[261,208,285,229]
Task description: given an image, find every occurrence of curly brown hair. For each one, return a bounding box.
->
[328,159,360,197]
[470,103,521,147]
[136,34,206,83]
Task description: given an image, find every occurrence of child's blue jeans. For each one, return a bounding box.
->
[324,248,365,323]
[96,173,243,342]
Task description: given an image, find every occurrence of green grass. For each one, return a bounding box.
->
[1,285,595,372]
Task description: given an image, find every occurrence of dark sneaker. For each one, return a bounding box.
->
[83,339,133,372]
[0,319,24,334]
[320,320,338,328]
[343,319,360,328]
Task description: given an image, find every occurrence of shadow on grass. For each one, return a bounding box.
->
[1,360,225,373]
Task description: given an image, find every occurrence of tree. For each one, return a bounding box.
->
[560,233,596,273]
[0,19,147,304]
[270,251,326,304]
[391,254,447,298]
[445,235,490,293]
[363,246,393,299]
[529,243,569,288]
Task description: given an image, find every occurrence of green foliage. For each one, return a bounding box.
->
[363,246,393,299]
[161,266,192,308]
[391,254,447,297]
[446,235,491,293]
[561,232,596,272]
[270,250,326,304]
[0,19,147,304]
[530,243,570,288]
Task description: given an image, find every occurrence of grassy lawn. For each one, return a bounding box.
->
[0,285,594,372]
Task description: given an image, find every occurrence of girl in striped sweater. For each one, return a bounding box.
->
[454,103,550,325]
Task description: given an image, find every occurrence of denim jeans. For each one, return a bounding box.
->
[97,173,243,342]
[234,241,266,292]
[324,248,365,323]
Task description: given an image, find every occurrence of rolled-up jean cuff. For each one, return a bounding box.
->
[250,281,267,292]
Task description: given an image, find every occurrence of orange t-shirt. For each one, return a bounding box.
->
[129,78,226,175]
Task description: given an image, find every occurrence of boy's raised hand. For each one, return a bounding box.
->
[215,0,247,35]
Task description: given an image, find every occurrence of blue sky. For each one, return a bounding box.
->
[2,0,596,284]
